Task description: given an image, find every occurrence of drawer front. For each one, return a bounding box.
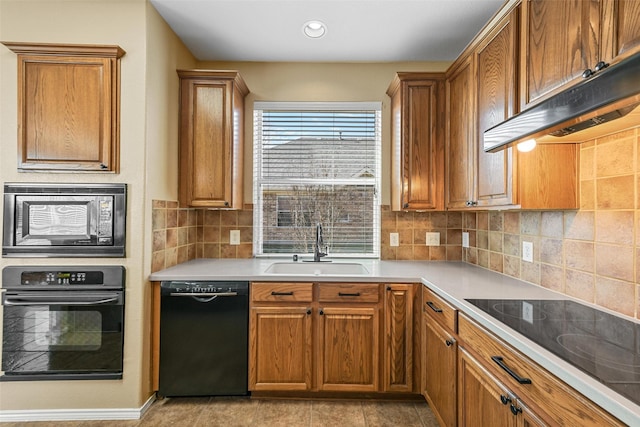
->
[458,314,623,427]
[318,283,379,303]
[422,286,457,333]
[251,282,313,302]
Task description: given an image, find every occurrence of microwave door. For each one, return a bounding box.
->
[16,199,95,246]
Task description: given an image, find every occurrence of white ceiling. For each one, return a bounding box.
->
[150,0,505,62]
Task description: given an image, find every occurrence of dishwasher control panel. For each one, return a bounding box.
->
[160,281,249,295]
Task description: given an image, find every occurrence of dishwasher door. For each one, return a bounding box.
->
[159,281,249,397]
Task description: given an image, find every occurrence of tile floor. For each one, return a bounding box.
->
[3,397,440,427]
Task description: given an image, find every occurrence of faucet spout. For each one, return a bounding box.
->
[314,223,327,262]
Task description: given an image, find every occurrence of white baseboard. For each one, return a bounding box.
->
[0,394,156,422]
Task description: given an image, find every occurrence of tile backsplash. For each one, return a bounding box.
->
[151,126,640,319]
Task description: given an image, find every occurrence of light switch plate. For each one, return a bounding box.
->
[462,232,469,248]
[230,230,240,245]
[390,232,399,247]
[426,232,440,246]
[522,241,533,262]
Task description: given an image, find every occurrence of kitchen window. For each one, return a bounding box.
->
[253,102,381,257]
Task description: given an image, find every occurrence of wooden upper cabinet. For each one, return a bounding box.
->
[600,0,640,64]
[445,55,475,210]
[474,8,518,208]
[387,73,445,211]
[3,42,125,172]
[520,0,601,108]
[178,70,249,209]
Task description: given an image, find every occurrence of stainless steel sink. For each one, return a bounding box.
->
[263,262,369,275]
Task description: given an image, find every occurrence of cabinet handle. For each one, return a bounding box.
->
[271,291,293,296]
[491,356,532,384]
[426,301,443,313]
[338,292,360,297]
[500,395,511,405]
[510,404,522,416]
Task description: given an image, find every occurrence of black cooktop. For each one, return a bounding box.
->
[465,299,640,407]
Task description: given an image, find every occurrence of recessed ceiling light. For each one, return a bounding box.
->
[303,20,327,38]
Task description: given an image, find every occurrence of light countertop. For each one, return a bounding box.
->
[150,258,640,425]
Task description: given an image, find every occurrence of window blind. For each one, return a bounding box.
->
[253,102,381,257]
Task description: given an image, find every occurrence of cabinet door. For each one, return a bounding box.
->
[3,43,124,172]
[475,10,518,208]
[249,306,313,391]
[178,71,248,209]
[520,0,601,108]
[423,313,457,427]
[318,306,379,392]
[445,55,476,209]
[601,0,640,64]
[458,347,517,427]
[390,79,443,211]
[384,284,413,392]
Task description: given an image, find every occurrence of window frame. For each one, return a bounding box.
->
[253,101,382,258]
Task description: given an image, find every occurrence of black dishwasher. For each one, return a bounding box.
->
[159,281,249,397]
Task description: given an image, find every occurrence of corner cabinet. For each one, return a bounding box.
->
[387,73,445,211]
[446,6,579,210]
[178,70,249,209]
[3,42,125,172]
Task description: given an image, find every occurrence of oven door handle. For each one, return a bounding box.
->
[2,292,122,306]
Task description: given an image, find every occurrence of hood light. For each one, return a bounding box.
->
[517,138,537,152]
[303,20,327,38]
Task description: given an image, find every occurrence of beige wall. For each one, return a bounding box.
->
[0,0,193,412]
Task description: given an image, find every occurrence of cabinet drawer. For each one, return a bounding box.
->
[422,287,457,333]
[318,283,379,303]
[251,282,313,302]
[458,314,622,426]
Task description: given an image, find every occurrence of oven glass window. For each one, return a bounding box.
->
[2,304,124,376]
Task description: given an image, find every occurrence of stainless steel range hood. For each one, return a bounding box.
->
[484,52,640,152]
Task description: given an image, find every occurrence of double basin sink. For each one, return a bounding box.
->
[263,261,369,276]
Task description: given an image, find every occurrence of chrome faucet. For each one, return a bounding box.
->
[313,223,327,262]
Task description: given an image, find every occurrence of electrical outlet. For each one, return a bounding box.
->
[230,230,240,245]
[426,232,440,246]
[522,241,533,262]
[390,232,399,247]
[522,301,534,324]
[462,232,469,248]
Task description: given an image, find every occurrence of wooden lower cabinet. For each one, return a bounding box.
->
[318,306,379,392]
[458,347,546,426]
[423,312,457,427]
[249,281,417,394]
[249,306,313,390]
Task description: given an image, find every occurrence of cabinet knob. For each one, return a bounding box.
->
[445,339,454,347]
[510,404,522,416]
[99,163,108,170]
[306,308,312,315]
[224,201,229,207]
[319,309,324,315]
[386,286,391,291]
[594,61,609,72]
[582,68,594,78]
[500,395,511,405]
[403,203,409,209]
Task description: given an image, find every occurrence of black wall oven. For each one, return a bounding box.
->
[1,265,125,381]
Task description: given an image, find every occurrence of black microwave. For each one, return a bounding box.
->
[2,183,126,257]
